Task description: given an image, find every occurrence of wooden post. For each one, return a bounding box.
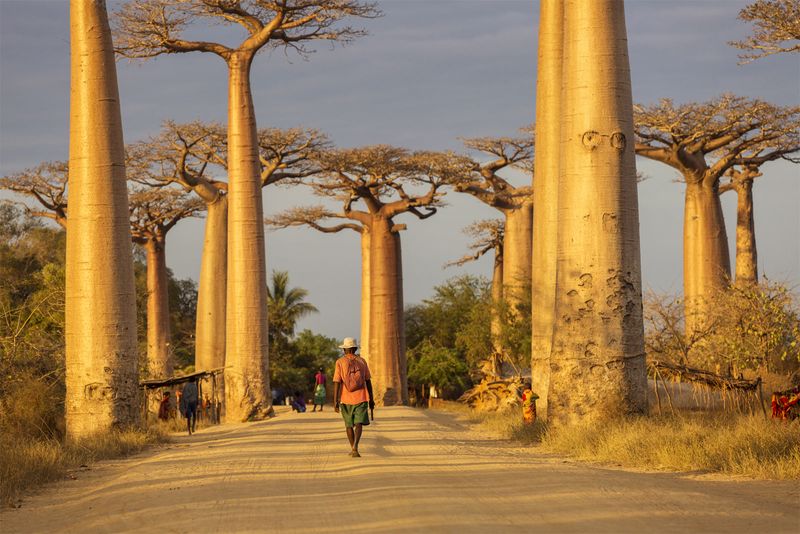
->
[654,367,676,416]
[757,378,767,418]
[653,369,663,416]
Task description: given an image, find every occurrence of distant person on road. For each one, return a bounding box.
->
[521,381,539,425]
[181,377,199,435]
[333,337,375,458]
[312,367,327,412]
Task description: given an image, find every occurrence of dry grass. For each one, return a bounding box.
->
[0,426,168,507]
[441,403,800,480]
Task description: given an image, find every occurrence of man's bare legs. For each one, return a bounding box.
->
[345,424,363,457]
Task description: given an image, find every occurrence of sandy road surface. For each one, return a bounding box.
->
[2,407,798,533]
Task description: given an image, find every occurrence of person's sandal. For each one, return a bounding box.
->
[351,450,361,458]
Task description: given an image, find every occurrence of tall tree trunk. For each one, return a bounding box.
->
[360,226,371,365]
[548,0,647,425]
[195,195,228,373]
[683,180,731,336]
[145,238,172,378]
[734,178,757,285]
[224,53,271,421]
[531,0,563,418]
[368,217,407,406]
[502,201,533,308]
[491,249,504,356]
[66,0,139,439]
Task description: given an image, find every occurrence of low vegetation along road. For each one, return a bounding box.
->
[2,407,797,533]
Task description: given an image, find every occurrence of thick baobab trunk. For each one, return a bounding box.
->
[145,238,172,378]
[360,227,371,365]
[502,201,533,307]
[491,250,504,354]
[224,54,271,421]
[734,178,757,285]
[683,181,731,335]
[65,0,139,439]
[548,0,647,425]
[195,195,228,372]
[531,0,563,419]
[368,217,407,406]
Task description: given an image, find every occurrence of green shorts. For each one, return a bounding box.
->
[340,401,370,428]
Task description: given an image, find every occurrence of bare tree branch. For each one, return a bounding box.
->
[0,161,69,228]
[445,219,504,268]
[113,0,381,62]
[634,95,800,186]
[730,0,800,63]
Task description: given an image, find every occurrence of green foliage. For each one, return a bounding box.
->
[408,340,470,397]
[270,330,339,395]
[405,274,534,400]
[405,275,493,398]
[0,206,66,440]
[132,245,198,372]
[645,282,800,377]
[701,281,800,374]
[266,271,332,394]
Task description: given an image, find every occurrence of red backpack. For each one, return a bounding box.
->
[343,357,365,392]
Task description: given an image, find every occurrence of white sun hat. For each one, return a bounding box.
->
[339,337,359,349]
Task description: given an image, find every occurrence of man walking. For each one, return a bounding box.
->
[333,337,375,457]
[181,376,199,435]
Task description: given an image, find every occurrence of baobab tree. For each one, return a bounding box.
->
[128,188,205,378]
[267,146,468,405]
[0,161,206,380]
[0,162,68,228]
[450,133,534,309]
[531,0,563,420]
[114,0,380,421]
[730,0,800,63]
[66,0,139,438]
[266,205,374,363]
[130,121,327,378]
[446,219,505,359]
[634,95,800,334]
[719,142,799,285]
[547,0,647,425]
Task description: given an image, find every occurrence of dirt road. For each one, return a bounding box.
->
[2,407,797,533]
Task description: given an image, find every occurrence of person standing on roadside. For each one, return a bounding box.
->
[312,367,327,412]
[333,338,375,457]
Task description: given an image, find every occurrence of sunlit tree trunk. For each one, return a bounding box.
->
[195,196,228,373]
[145,238,172,378]
[684,181,731,335]
[360,226,372,365]
[734,178,757,285]
[548,0,647,425]
[531,0,563,418]
[224,53,271,421]
[66,0,139,439]
[369,217,407,406]
[502,200,533,307]
[491,250,504,356]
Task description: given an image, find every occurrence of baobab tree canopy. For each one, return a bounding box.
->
[0,162,69,228]
[450,132,534,308]
[268,145,470,405]
[730,0,800,62]
[113,0,381,61]
[128,187,205,379]
[634,94,800,334]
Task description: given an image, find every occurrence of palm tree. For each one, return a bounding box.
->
[267,271,318,347]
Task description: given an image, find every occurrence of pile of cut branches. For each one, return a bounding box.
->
[459,373,522,412]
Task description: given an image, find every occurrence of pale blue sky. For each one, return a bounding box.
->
[1,0,798,339]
